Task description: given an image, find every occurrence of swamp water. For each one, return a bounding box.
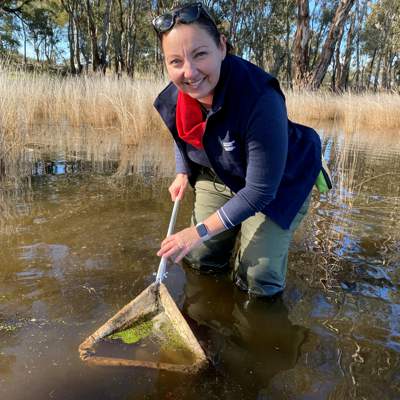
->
[0,129,399,399]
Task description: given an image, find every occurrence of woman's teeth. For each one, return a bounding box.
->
[185,77,205,88]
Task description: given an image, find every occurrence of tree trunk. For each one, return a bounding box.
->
[333,23,345,92]
[229,0,238,46]
[310,0,329,70]
[395,60,400,87]
[33,35,40,63]
[100,0,113,74]
[382,50,389,90]
[73,6,83,74]
[379,7,395,91]
[366,48,377,90]
[285,0,292,88]
[339,12,355,91]
[373,51,383,92]
[77,1,89,72]
[61,0,81,74]
[354,0,368,91]
[308,0,356,90]
[384,50,395,90]
[292,0,310,88]
[86,0,101,72]
[331,56,337,91]
[22,20,27,65]
[270,49,286,79]
[126,0,137,78]
[80,42,90,73]
[114,0,125,76]
[67,13,76,74]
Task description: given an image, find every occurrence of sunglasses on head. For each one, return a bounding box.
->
[152,2,217,34]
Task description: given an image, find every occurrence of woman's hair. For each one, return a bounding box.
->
[156,2,233,53]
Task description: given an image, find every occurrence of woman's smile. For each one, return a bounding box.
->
[184,76,207,89]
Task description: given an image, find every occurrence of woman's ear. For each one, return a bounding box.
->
[219,34,227,58]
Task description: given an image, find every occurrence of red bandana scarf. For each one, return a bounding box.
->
[176,91,206,149]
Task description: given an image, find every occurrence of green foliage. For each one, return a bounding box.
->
[0,12,20,53]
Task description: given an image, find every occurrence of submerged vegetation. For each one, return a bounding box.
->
[106,313,188,352]
[107,319,153,345]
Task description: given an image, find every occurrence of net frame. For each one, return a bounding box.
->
[79,282,208,374]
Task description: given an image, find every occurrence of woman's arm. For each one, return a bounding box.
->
[217,89,288,228]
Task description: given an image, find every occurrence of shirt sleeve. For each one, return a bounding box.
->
[217,89,288,229]
[174,142,189,174]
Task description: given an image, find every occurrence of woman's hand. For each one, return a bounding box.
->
[169,173,188,201]
[157,226,201,263]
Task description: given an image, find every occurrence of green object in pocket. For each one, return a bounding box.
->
[315,158,333,194]
[315,170,330,193]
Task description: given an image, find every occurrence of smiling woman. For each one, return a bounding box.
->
[152,2,327,298]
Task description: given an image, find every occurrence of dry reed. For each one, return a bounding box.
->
[1,69,400,138]
[1,68,400,183]
[2,70,400,134]
[286,91,400,132]
[0,69,169,142]
[0,68,170,181]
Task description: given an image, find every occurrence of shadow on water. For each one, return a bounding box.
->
[1,126,400,399]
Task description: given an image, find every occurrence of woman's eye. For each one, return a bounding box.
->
[169,59,181,65]
[195,52,207,58]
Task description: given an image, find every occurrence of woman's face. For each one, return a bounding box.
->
[162,23,226,106]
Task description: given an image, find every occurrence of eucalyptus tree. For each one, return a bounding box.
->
[60,0,85,73]
[23,3,63,63]
[292,0,356,89]
[338,11,356,91]
[0,11,20,56]
[292,0,310,87]
[362,0,400,90]
[0,0,33,61]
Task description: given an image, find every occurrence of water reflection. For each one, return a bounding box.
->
[32,159,85,176]
[184,269,306,392]
[1,127,400,399]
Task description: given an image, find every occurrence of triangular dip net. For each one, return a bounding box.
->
[79,282,207,374]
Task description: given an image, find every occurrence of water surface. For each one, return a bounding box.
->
[1,129,399,399]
